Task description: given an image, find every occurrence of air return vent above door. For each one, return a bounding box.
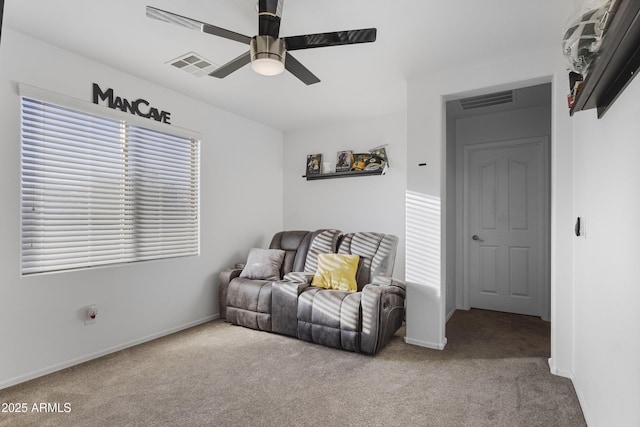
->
[459,90,514,110]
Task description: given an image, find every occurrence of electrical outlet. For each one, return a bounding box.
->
[84,304,98,326]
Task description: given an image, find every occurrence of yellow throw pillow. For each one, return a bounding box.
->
[311,253,360,292]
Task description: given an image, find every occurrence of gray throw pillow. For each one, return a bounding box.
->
[239,248,285,280]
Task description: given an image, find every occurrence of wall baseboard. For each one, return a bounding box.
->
[570,375,594,427]
[405,336,448,350]
[548,358,574,379]
[548,359,592,426]
[0,314,219,391]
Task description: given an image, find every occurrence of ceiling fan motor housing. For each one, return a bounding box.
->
[250,35,286,75]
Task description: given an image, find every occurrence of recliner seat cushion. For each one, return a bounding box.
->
[226,278,272,331]
[297,287,362,352]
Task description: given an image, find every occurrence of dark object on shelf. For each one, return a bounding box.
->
[335,150,353,172]
[303,168,385,180]
[306,153,322,176]
[569,71,584,91]
[570,0,640,118]
[567,72,584,109]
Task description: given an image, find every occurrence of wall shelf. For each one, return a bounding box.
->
[303,168,386,180]
[570,0,640,118]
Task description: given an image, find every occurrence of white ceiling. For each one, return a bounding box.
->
[4,0,573,131]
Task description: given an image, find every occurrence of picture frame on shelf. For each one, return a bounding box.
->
[369,145,389,167]
[336,150,353,172]
[353,151,386,171]
[306,153,322,176]
[352,153,372,170]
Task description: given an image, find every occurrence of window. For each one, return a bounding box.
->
[20,96,200,275]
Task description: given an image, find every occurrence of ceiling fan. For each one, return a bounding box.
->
[146,0,377,85]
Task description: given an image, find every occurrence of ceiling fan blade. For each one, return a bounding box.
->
[284,28,377,51]
[209,51,251,78]
[146,6,251,45]
[258,0,283,38]
[285,53,320,85]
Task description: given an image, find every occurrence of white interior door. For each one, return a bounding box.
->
[464,138,549,317]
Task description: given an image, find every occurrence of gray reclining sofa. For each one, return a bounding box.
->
[219,229,406,354]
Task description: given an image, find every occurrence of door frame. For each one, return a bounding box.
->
[459,136,550,320]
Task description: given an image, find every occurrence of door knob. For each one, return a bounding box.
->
[472,234,483,242]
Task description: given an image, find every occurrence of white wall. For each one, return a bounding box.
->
[571,77,640,426]
[452,103,552,318]
[406,46,575,364]
[283,112,407,280]
[0,29,284,388]
[407,41,640,424]
[445,119,457,318]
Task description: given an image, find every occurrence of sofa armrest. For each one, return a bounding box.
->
[360,276,406,355]
[272,280,310,337]
[370,275,406,292]
[219,267,243,320]
[283,271,315,284]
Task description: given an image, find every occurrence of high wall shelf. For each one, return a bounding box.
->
[303,168,385,180]
[570,0,640,118]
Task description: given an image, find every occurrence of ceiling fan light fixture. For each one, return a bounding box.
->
[251,57,285,76]
[250,35,286,76]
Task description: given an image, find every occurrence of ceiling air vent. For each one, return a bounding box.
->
[459,90,514,110]
[168,52,218,78]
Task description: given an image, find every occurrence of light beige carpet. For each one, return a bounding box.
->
[0,309,585,426]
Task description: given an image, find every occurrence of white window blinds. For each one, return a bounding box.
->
[21,97,200,275]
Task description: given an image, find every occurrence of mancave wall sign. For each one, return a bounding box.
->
[92,83,171,124]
